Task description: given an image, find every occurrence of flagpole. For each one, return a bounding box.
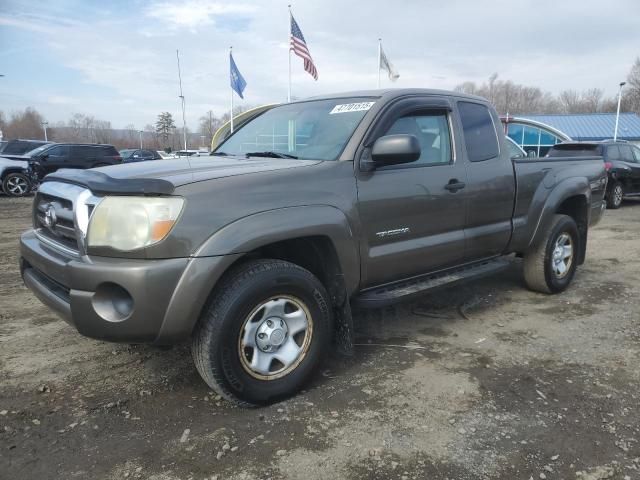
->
[176,49,187,150]
[377,38,381,89]
[287,4,292,102]
[230,46,234,133]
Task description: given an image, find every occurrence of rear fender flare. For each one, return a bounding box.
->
[528,177,591,251]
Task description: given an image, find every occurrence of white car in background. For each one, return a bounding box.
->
[157,151,176,159]
[174,149,205,157]
[0,156,33,197]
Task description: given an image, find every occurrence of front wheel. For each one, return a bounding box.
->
[523,214,579,294]
[2,172,32,197]
[192,259,332,406]
[606,182,624,209]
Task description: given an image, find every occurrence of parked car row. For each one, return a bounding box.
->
[546,140,640,209]
[0,141,186,197]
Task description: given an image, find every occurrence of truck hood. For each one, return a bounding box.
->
[94,156,321,186]
[42,156,322,195]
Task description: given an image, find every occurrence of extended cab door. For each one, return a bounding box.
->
[456,101,516,261]
[356,97,468,288]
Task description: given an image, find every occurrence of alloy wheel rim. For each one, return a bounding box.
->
[238,295,313,380]
[7,176,28,195]
[614,185,623,205]
[551,232,574,279]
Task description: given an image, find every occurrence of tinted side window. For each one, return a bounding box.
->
[458,102,499,162]
[607,146,621,160]
[618,145,635,162]
[632,146,640,162]
[104,146,119,156]
[71,147,101,160]
[45,145,69,157]
[383,113,452,166]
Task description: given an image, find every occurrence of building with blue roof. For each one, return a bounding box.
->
[501,112,640,156]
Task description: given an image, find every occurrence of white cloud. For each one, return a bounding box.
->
[144,0,256,31]
[47,95,77,105]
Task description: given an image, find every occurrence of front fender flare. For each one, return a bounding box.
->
[194,205,360,294]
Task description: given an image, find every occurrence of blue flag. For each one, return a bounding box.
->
[230,53,246,99]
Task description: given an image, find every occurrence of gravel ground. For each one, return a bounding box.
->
[1,196,639,480]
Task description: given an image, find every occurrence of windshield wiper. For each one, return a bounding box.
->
[245,151,298,159]
[211,151,228,156]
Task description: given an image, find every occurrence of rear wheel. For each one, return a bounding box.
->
[191,259,332,406]
[607,181,624,209]
[523,214,579,294]
[2,172,31,197]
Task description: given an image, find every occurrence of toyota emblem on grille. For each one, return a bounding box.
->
[43,204,57,229]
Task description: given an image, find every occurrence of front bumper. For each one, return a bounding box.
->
[20,229,241,344]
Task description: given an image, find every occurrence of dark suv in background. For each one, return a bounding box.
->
[547,140,640,209]
[0,139,52,156]
[22,143,122,178]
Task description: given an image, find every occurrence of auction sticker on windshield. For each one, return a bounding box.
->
[329,102,375,114]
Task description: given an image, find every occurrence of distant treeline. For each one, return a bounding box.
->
[2,58,639,146]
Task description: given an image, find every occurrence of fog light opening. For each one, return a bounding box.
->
[92,283,134,323]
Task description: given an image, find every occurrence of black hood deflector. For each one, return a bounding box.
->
[42,169,175,196]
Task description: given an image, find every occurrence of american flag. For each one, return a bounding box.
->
[290,14,318,80]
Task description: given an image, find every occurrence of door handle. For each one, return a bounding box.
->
[445,179,466,192]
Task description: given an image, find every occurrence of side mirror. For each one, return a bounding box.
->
[363,134,421,170]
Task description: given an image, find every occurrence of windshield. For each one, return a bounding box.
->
[215,98,377,161]
[24,144,52,157]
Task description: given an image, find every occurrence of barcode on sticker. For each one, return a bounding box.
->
[329,102,375,114]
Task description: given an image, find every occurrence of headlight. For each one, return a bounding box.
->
[87,196,184,251]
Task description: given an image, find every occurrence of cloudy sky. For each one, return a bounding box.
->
[1,0,639,129]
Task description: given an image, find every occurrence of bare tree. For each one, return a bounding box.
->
[626,57,640,114]
[3,107,46,140]
[581,88,604,113]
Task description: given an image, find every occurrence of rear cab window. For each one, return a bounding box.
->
[458,101,500,162]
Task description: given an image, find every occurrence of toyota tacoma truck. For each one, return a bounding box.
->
[20,89,607,405]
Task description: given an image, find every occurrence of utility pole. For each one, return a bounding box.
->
[139,130,143,149]
[41,121,49,141]
[176,49,188,150]
[614,81,626,141]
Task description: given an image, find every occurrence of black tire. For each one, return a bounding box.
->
[192,259,332,406]
[2,172,31,197]
[606,181,623,209]
[523,214,580,294]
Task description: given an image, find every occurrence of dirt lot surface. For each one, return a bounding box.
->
[1,196,640,480]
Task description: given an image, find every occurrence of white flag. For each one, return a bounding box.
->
[379,45,399,81]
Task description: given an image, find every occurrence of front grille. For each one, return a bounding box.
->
[34,191,80,254]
